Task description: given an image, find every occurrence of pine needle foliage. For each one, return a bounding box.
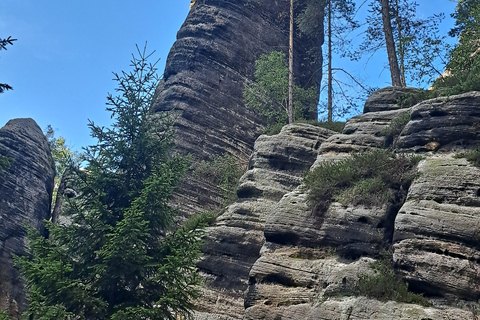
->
[16,45,206,320]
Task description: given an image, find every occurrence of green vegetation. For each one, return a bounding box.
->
[455,148,480,167]
[432,2,480,95]
[15,46,206,320]
[243,51,317,134]
[356,252,430,306]
[193,153,245,206]
[0,152,11,174]
[304,149,420,212]
[0,36,16,93]
[44,125,81,207]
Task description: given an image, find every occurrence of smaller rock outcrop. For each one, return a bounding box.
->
[0,119,55,318]
[397,91,480,151]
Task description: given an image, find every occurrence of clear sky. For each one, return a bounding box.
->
[0,0,457,152]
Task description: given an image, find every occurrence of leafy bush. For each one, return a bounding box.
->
[0,311,13,320]
[356,252,430,306]
[193,153,245,206]
[304,149,420,212]
[243,51,317,134]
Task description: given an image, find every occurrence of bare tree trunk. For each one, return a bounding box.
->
[393,0,406,86]
[327,0,333,122]
[380,0,403,87]
[288,0,295,123]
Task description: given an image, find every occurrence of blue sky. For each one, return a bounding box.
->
[0,0,457,151]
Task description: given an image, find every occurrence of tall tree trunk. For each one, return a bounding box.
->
[288,0,295,123]
[327,0,333,122]
[393,0,406,86]
[380,0,403,87]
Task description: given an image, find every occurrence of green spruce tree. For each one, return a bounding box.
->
[16,45,206,320]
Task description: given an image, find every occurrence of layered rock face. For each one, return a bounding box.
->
[194,124,335,319]
[200,89,480,319]
[152,0,323,214]
[0,119,55,318]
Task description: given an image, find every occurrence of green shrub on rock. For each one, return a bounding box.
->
[304,149,420,212]
[356,252,430,306]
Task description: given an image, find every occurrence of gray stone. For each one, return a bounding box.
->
[363,86,423,113]
[0,119,55,318]
[393,155,480,300]
[397,91,480,152]
[152,0,324,217]
[194,124,334,319]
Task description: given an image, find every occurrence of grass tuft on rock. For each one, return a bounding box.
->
[304,149,420,212]
[455,148,480,167]
[356,252,430,307]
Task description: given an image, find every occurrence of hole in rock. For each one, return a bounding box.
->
[357,217,369,224]
[262,273,298,287]
[430,110,448,117]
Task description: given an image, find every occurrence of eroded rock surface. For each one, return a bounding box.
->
[0,119,55,318]
[394,155,480,301]
[152,0,323,216]
[397,91,480,152]
[241,88,480,319]
[194,124,334,319]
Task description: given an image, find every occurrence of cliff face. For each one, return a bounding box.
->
[195,123,335,319]
[152,0,323,214]
[0,119,55,319]
[198,88,480,319]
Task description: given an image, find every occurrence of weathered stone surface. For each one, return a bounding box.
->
[264,191,393,258]
[152,0,323,216]
[319,109,409,154]
[194,124,334,319]
[397,91,480,151]
[245,297,475,320]
[393,155,480,300]
[363,86,422,113]
[0,119,55,318]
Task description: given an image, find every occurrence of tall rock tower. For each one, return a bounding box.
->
[152,0,324,214]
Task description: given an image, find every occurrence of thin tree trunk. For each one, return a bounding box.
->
[380,0,403,87]
[393,0,406,86]
[288,0,295,123]
[327,0,333,122]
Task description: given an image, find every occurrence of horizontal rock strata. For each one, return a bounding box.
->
[194,124,334,319]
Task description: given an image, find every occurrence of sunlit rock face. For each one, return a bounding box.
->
[152,0,323,215]
[0,118,55,319]
[194,124,335,319]
[199,88,480,319]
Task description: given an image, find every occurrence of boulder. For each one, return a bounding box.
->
[397,91,480,152]
[0,119,55,318]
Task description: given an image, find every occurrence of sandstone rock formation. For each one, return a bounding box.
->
[194,123,335,319]
[152,0,323,215]
[197,88,480,319]
[0,119,55,318]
